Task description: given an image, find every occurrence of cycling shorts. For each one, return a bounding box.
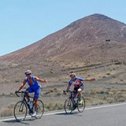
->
[27,86,41,99]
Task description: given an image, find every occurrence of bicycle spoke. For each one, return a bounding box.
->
[77,96,85,112]
[14,101,27,121]
[64,99,73,114]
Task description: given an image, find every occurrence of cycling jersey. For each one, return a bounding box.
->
[68,77,84,91]
[26,76,41,89]
[26,76,41,99]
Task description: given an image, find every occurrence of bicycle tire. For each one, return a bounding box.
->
[64,98,74,114]
[77,96,85,113]
[35,100,44,119]
[14,101,27,121]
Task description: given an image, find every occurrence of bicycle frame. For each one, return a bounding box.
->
[15,91,34,113]
[68,90,79,101]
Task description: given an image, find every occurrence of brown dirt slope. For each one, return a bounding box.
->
[1,14,126,64]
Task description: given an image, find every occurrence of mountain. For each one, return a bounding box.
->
[1,14,126,64]
[0,13,126,94]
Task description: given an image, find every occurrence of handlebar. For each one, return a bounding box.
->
[15,91,26,97]
[15,90,34,99]
[63,90,73,95]
[63,90,67,95]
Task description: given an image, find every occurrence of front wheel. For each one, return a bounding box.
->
[77,96,85,113]
[64,98,74,114]
[14,101,27,121]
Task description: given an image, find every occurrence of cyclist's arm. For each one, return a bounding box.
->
[84,78,95,81]
[18,80,26,91]
[66,81,71,92]
[77,76,95,81]
[35,76,47,83]
[66,85,70,92]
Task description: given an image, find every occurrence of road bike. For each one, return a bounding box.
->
[14,91,44,121]
[63,90,85,114]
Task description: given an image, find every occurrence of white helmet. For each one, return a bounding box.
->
[25,70,32,75]
[69,72,76,77]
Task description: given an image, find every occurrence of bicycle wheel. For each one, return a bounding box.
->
[14,101,27,121]
[77,96,85,113]
[64,98,74,114]
[35,100,44,119]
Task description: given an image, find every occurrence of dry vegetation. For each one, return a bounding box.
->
[1,62,126,117]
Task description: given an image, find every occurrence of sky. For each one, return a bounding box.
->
[0,0,126,56]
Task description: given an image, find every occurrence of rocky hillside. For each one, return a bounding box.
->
[1,13,126,66]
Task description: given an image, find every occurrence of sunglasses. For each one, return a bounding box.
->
[25,73,31,76]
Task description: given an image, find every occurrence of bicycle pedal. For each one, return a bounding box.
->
[72,106,76,110]
[29,110,33,115]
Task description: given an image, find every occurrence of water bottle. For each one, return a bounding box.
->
[28,101,33,109]
[74,97,78,103]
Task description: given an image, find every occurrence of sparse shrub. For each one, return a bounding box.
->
[55,92,61,96]
[50,70,54,73]
[106,72,111,75]
[9,92,14,96]
[102,76,106,78]
[120,79,123,82]
[15,80,20,83]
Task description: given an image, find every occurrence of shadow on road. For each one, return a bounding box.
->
[55,111,83,117]
[2,118,36,125]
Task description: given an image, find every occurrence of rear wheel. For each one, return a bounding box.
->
[14,101,27,121]
[64,99,74,114]
[35,100,44,119]
[77,96,85,112]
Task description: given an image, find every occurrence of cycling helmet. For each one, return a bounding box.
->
[69,72,76,77]
[25,70,32,75]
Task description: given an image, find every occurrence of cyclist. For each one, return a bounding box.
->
[17,70,47,116]
[66,72,83,102]
[66,71,95,103]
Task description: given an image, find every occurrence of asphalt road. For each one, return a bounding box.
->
[1,103,126,126]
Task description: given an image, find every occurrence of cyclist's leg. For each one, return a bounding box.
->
[26,87,33,101]
[73,87,78,98]
[34,88,41,111]
[78,86,84,103]
[77,88,82,101]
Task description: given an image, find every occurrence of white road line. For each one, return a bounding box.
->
[1,102,126,122]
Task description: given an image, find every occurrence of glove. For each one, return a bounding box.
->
[63,90,67,95]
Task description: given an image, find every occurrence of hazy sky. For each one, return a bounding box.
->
[0,0,126,56]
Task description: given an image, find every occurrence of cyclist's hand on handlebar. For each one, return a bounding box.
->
[15,90,18,94]
[63,90,67,95]
[15,90,20,97]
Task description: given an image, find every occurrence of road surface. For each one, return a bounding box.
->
[0,103,126,126]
